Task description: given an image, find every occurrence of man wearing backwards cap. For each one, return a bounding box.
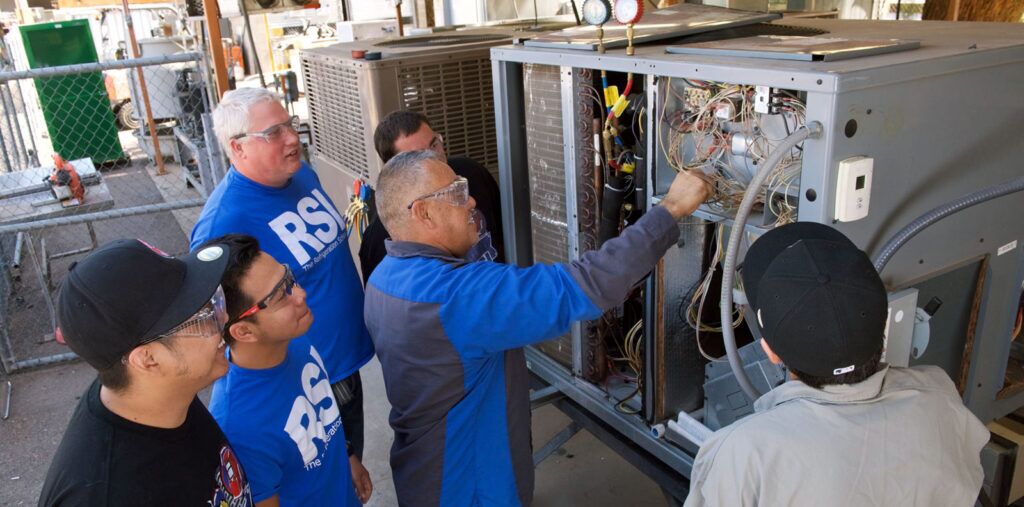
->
[39,239,254,506]
[684,222,988,507]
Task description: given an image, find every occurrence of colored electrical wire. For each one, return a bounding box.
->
[345,180,371,243]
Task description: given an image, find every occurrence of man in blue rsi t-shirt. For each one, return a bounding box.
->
[191,88,374,466]
[208,234,370,506]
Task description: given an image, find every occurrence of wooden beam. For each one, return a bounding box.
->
[121,0,167,175]
[416,0,435,28]
[396,3,404,36]
[202,0,230,100]
[923,0,1024,21]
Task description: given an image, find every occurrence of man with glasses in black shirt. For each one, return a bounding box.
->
[39,239,253,506]
[359,110,504,283]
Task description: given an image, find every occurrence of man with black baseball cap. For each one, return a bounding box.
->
[39,239,254,506]
[685,222,988,507]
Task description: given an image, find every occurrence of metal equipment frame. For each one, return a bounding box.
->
[492,18,1024,480]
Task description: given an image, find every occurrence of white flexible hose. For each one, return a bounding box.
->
[720,122,824,401]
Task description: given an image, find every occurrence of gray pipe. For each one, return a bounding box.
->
[873,176,1024,273]
[720,122,824,401]
[11,352,79,372]
[1,84,25,170]
[12,231,23,269]
[12,79,39,167]
[0,199,205,236]
[0,53,200,83]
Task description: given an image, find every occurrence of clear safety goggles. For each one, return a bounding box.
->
[150,285,228,342]
[429,133,445,152]
[231,116,300,143]
[407,176,470,210]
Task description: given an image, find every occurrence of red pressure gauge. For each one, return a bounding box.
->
[613,0,643,25]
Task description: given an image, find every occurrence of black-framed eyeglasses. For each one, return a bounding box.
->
[231,116,300,143]
[229,266,297,324]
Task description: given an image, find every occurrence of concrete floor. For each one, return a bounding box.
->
[0,357,668,506]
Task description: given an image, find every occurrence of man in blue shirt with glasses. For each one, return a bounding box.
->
[191,88,374,483]
[207,234,370,506]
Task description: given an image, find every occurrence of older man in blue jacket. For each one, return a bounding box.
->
[364,150,709,506]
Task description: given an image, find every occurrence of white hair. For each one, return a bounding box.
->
[211,87,283,154]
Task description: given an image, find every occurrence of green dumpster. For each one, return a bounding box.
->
[19,19,125,165]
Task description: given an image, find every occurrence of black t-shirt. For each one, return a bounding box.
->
[39,379,254,507]
[358,156,505,284]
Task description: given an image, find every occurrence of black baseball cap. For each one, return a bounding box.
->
[56,239,231,371]
[740,222,887,378]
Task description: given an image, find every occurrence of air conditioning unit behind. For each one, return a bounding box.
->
[300,22,573,205]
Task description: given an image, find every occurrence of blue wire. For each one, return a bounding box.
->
[601,74,612,115]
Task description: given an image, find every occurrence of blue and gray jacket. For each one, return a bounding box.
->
[364,206,681,506]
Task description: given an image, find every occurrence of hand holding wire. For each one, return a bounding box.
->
[660,168,712,219]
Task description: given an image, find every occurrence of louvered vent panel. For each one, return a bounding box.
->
[523,63,572,368]
[398,56,498,176]
[302,54,369,180]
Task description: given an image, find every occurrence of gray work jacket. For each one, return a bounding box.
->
[685,365,989,507]
[364,207,680,506]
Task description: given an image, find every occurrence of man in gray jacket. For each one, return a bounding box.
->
[364,150,709,506]
[685,222,989,507]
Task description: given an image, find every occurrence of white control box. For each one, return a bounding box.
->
[834,156,873,222]
[753,85,770,114]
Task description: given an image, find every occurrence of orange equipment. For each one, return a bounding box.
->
[46,154,85,206]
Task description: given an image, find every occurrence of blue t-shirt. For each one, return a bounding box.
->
[209,338,359,505]
[191,163,373,381]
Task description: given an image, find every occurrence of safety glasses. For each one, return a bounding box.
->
[143,286,228,344]
[231,116,300,143]
[407,176,470,210]
[230,266,297,323]
[429,133,444,152]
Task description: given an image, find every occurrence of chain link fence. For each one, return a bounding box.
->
[0,51,223,373]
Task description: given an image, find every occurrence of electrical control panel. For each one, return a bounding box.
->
[491,16,1024,476]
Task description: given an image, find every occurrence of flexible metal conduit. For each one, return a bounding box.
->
[720,122,824,401]
[873,176,1024,273]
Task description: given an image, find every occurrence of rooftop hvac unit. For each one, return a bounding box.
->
[493,10,1024,480]
[299,22,572,204]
